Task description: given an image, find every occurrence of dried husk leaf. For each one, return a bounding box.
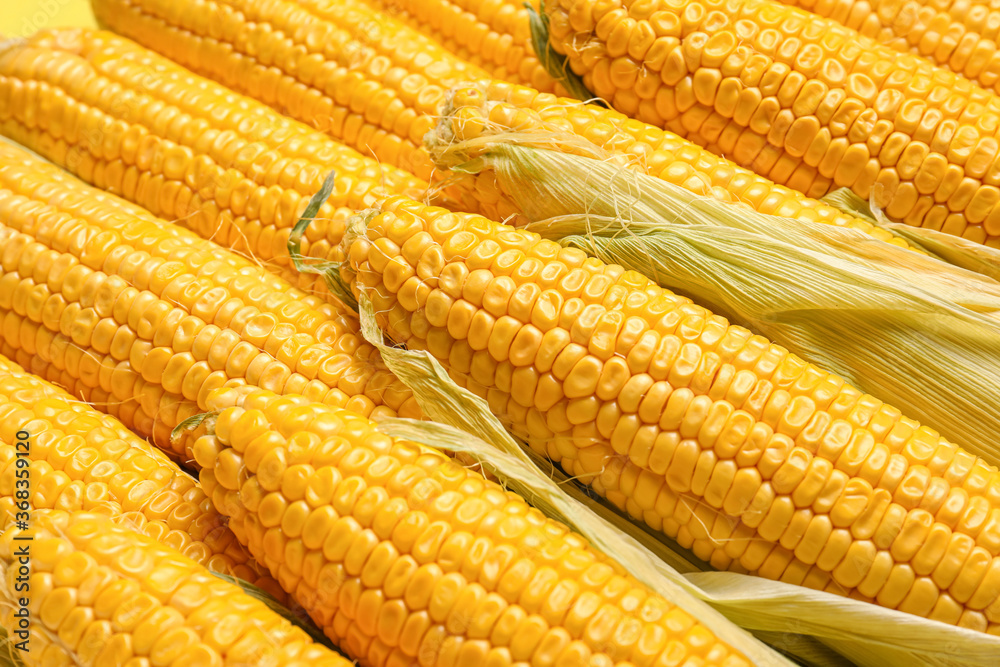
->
[822,188,1000,282]
[445,141,1000,465]
[352,292,1000,667]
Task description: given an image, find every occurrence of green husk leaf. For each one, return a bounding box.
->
[450,141,1000,465]
[353,291,1000,667]
[526,1,601,103]
[169,410,218,447]
[822,188,1000,282]
[287,170,357,310]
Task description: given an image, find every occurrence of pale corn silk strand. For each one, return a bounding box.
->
[1,629,16,667]
[288,202,794,665]
[460,139,1000,351]
[422,87,917,254]
[352,292,1000,667]
[353,293,795,667]
[822,188,1000,283]
[436,138,1000,466]
[539,0,1000,244]
[495,152,1000,313]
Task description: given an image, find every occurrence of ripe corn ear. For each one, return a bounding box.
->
[365,0,567,94]
[0,29,434,296]
[0,352,283,599]
[429,80,909,247]
[0,511,352,666]
[90,0,490,181]
[0,140,420,457]
[191,384,754,666]
[339,194,1000,632]
[542,0,1000,245]
[780,0,1000,96]
[0,135,348,316]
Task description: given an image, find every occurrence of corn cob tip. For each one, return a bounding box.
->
[424,85,501,170]
[426,83,608,172]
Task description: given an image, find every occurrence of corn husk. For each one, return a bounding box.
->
[287,176,1000,665]
[435,140,1000,465]
[286,170,359,311]
[355,293,804,667]
[822,188,1000,282]
[526,1,598,103]
[0,628,20,667]
[353,292,1000,667]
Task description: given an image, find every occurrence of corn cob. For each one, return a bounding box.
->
[430,80,909,247]
[0,141,420,458]
[0,29,433,295]
[0,138,346,317]
[0,351,285,600]
[90,0,490,181]
[365,0,567,95]
[339,194,1000,632]
[189,383,754,666]
[541,0,1000,244]
[0,511,352,667]
[781,0,1000,96]
[0,136,362,338]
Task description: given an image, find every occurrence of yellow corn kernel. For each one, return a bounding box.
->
[0,511,352,667]
[89,0,489,181]
[0,352,284,600]
[431,80,914,248]
[365,0,568,95]
[340,195,1000,632]
[0,28,431,296]
[194,384,753,666]
[0,141,420,459]
[782,0,1000,98]
[540,0,1000,245]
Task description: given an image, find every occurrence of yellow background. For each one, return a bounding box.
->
[0,0,96,38]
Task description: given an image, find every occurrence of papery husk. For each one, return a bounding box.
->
[526,1,596,103]
[354,294,804,667]
[441,141,1000,465]
[0,628,20,667]
[822,187,1000,282]
[353,293,1000,667]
